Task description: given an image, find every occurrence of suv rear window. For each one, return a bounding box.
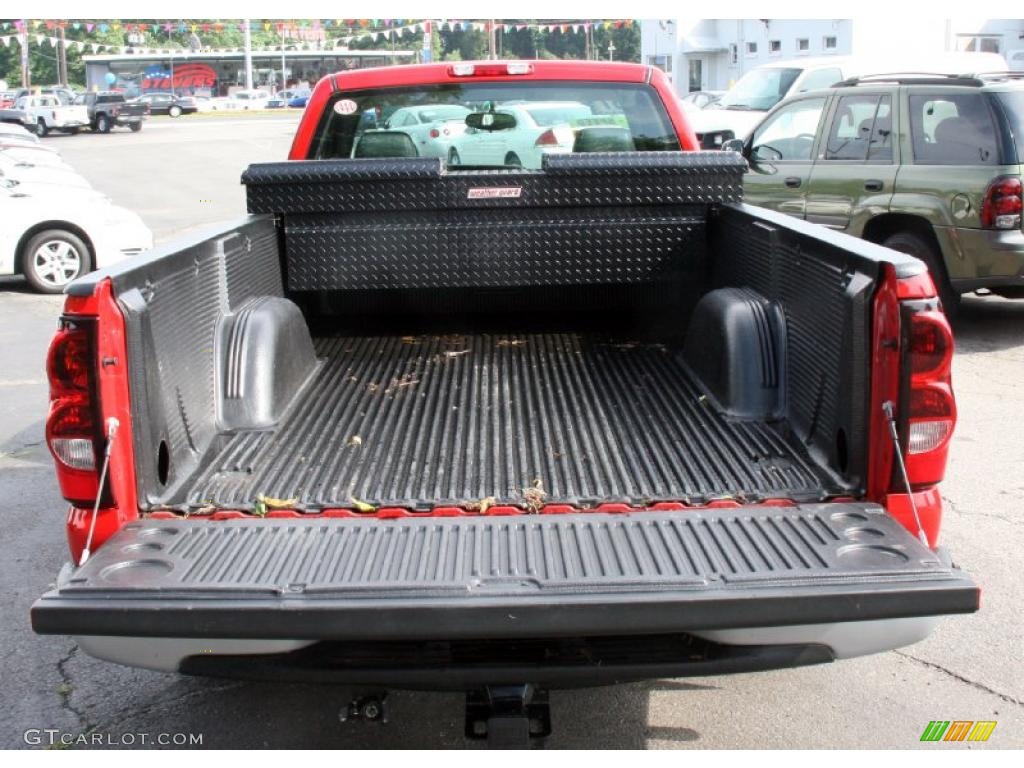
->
[993,91,1024,164]
[311,81,680,168]
[910,93,999,165]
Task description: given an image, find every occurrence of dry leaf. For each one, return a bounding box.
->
[257,493,298,509]
[522,478,547,513]
[467,496,497,513]
[350,497,376,514]
[347,435,363,448]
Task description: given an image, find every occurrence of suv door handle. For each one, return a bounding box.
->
[864,179,884,192]
[784,176,802,189]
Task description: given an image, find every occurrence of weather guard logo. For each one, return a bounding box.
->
[920,721,997,742]
[467,187,522,200]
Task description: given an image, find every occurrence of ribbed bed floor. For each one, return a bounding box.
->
[183,333,840,511]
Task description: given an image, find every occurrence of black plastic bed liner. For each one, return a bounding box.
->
[183,333,843,511]
[32,504,978,640]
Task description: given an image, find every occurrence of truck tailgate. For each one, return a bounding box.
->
[32,504,977,639]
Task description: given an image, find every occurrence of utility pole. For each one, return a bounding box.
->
[57,24,68,86]
[243,19,253,90]
[281,32,287,92]
[20,23,29,88]
[489,19,497,60]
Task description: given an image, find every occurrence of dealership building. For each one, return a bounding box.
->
[642,17,1024,95]
[82,48,417,96]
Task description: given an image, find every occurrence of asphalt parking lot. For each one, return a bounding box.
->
[2,115,1022,748]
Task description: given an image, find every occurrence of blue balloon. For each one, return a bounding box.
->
[104,72,117,85]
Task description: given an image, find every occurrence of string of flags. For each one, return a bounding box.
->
[0,19,636,56]
[0,19,636,34]
[0,34,119,53]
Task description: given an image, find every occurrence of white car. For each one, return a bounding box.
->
[0,141,68,168]
[224,89,272,110]
[0,153,92,188]
[0,184,152,293]
[0,122,40,144]
[447,101,594,168]
[380,104,471,158]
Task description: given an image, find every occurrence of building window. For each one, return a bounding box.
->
[646,54,672,73]
[769,40,782,55]
[746,41,758,56]
[730,43,738,65]
[797,38,810,52]
[823,35,837,50]
[956,35,1001,53]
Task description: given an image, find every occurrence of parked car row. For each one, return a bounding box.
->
[0,122,152,293]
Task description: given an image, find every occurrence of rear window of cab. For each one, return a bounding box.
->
[309,81,681,168]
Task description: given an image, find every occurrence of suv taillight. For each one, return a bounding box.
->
[45,319,103,505]
[981,176,1022,229]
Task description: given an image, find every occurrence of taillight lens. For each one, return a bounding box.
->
[429,128,440,139]
[904,312,956,486]
[908,385,955,454]
[48,327,91,396]
[981,176,1022,229]
[45,318,102,505]
[535,129,559,147]
[909,311,953,382]
[47,402,96,471]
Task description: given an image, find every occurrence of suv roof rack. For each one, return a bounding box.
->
[834,73,986,87]
[835,71,1024,88]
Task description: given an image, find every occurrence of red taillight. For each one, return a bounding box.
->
[535,129,559,147]
[981,176,1022,229]
[429,128,440,139]
[45,318,102,505]
[909,310,952,382]
[47,327,91,396]
[905,312,956,487]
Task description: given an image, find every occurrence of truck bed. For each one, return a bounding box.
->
[184,332,839,511]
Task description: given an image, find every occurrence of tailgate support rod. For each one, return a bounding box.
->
[80,417,118,566]
[882,401,928,546]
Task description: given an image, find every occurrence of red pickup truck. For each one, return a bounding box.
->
[32,61,976,744]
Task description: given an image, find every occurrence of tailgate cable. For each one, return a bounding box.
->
[882,401,929,547]
[79,417,119,567]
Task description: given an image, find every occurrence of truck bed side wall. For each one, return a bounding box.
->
[110,216,285,505]
[710,204,885,488]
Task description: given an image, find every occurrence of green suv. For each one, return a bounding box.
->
[726,73,1024,312]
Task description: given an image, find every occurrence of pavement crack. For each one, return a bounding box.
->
[895,651,1024,707]
[56,645,100,737]
[942,495,1021,527]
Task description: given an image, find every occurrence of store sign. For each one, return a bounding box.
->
[141,62,216,90]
